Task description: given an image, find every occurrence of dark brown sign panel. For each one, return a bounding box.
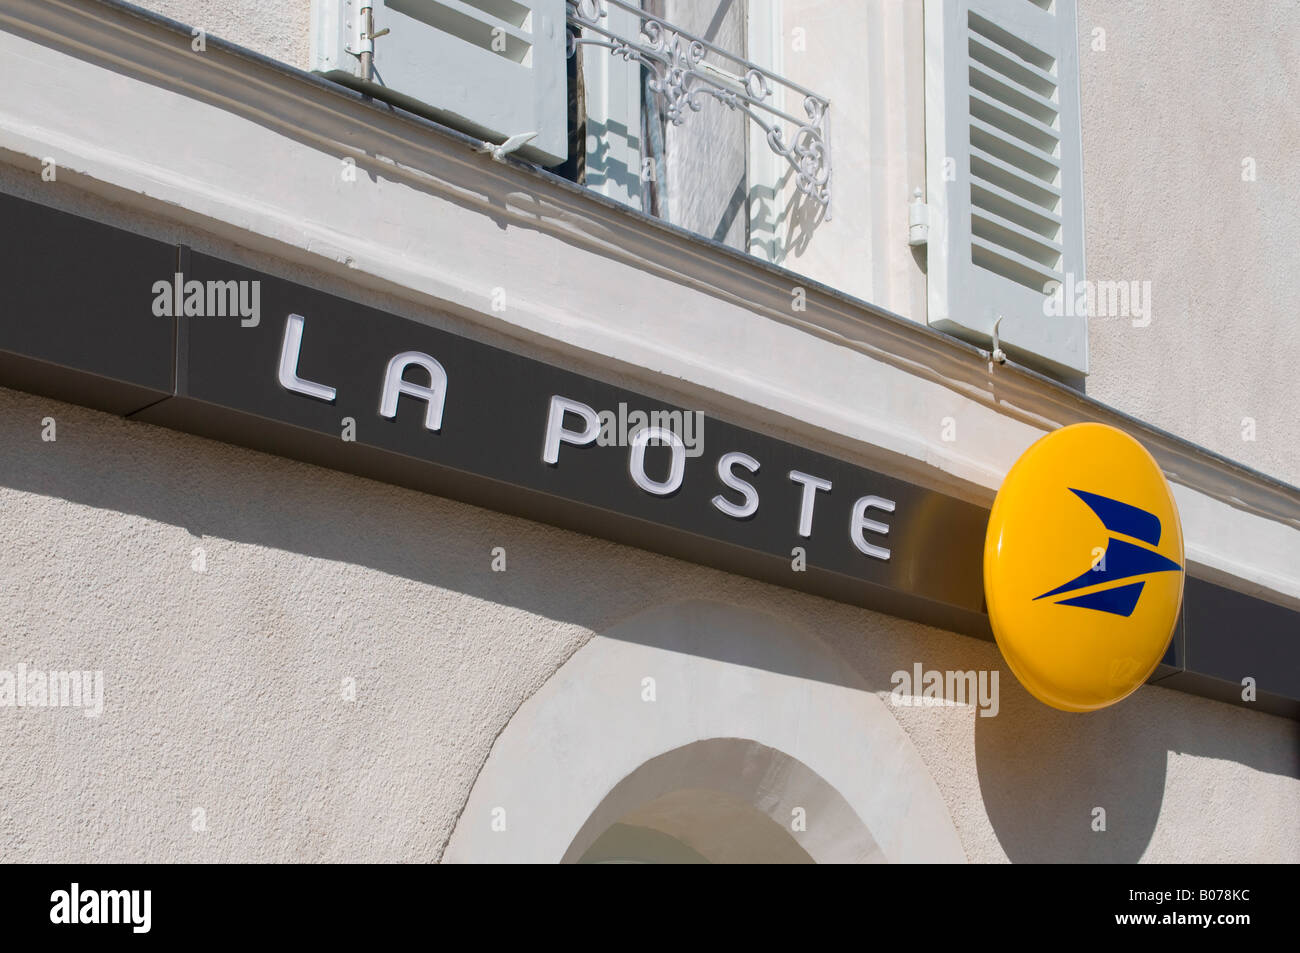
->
[0,193,174,414]
[148,247,991,638]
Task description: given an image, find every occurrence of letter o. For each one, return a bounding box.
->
[630,427,686,495]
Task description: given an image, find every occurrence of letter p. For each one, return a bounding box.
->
[542,396,600,465]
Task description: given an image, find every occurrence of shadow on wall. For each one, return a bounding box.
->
[974,669,1297,862]
[783,186,826,259]
[974,674,1169,862]
[1,385,1296,863]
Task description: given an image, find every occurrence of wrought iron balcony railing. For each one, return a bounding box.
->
[565,0,831,207]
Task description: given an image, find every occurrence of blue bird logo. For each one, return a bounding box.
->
[1034,489,1182,617]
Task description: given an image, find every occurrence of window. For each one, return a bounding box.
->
[311,0,830,262]
[570,0,828,261]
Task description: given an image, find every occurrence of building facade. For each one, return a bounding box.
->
[0,0,1296,863]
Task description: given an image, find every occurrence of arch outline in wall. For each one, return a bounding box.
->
[444,599,965,863]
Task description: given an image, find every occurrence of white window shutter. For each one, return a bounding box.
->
[311,0,568,166]
[924,0,1086,377]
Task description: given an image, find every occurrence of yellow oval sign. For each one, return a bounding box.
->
[984,423,1185,712]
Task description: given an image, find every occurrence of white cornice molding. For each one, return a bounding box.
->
[1,0,1296,585]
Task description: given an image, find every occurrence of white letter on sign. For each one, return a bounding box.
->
[788,470,832,538]
[277,314,337,402]
[712,451,760,519]
[851,495,895,560]
[542,396,600,465]
[380,351,448,432]
[629,427,685,496]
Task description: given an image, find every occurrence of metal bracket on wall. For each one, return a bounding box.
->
[566,0,831,207]
[348,1,390,82]
[990,315,1007,366]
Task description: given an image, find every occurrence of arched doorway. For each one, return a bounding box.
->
[565,737,883,863]
[575,788,811,864]
[445,600,964,863]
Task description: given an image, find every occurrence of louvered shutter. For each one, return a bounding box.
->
[311,0,568,166]
[924,0,1086,377]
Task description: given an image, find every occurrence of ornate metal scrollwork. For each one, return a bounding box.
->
[566,0,831,205]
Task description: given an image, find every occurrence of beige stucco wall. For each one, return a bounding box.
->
[1,384,1295,862]
[128,0,311,68]
[1077,0,1300,487]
